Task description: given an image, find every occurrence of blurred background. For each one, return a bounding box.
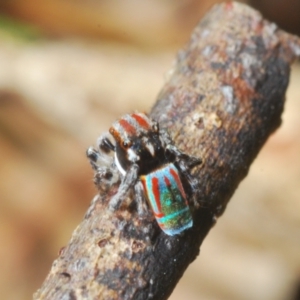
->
[0,0,299,299]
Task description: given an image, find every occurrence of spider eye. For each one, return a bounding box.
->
[122,140,131,148]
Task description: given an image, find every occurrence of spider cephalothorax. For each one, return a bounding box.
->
[109,113,166,175]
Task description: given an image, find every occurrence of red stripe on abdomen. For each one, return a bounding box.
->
[170,167,186,198]
[152,177,162,213]
[154,212,164,218]
[164,175,171,187]
[141,176,164,217]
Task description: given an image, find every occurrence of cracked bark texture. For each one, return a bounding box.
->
[34,2,300,300]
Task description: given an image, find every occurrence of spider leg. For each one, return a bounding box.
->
[159,128,173,146]
[166,144,202,168]
[165,144,201,191]
[160,129,202,167]
[134,181,148,216]
[97,136,115,153]
[177,160,199,191]
[86,146,101,170]
[86,146,117,191]
[87,132,120,192]
[109,164,139,211]
[87,132,115,168]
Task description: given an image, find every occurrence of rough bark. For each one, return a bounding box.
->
[34,2,300,300]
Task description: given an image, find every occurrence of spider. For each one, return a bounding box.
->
[87,112,201,235]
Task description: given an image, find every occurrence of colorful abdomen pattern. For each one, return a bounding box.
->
[141,163,192,236]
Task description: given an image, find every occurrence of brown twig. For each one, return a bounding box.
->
[34,2,300,300]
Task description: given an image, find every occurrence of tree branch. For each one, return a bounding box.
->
[34,2,300,300]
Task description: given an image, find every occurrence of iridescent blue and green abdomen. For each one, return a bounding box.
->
[141,164,193,236]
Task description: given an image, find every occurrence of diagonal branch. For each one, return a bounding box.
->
[34,2,300,300]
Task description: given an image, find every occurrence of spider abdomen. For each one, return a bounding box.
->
[141,163,193,236]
